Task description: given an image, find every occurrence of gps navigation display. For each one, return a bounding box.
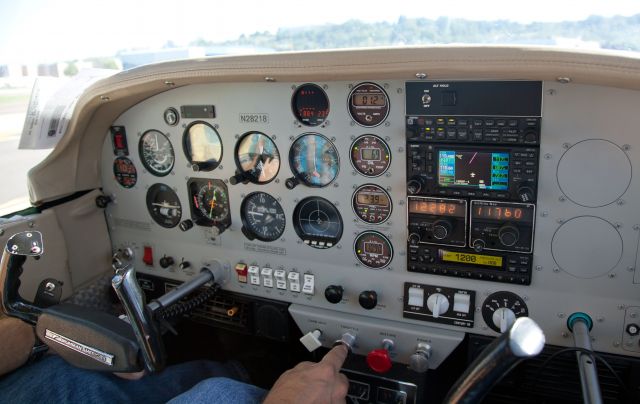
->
[438,150,509,191]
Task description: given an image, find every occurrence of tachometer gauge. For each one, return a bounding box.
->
[286,133,339,189]
[292,84,329,126]
[293,197,343,249]
[348,82,390,127]
[350,135,391,177]
[187,178,231,232]
[139,130,175,176]
[146,183,181,228]
[231,132,280,185]
[113,157,137,188]
[354,231,393,269]
[240,192,286,242]
[352,184,392,224]
[183,121,223,171]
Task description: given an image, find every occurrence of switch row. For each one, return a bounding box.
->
[235,263,314,295]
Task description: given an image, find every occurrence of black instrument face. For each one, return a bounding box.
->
[146,183,182,228]
[235,132,280,184]
[188,178,231,227]
[352,184,392,224]
[350,134,391,177]
[139,130,175,176]
[293,197,343,249]
[354,231,393,269]
[113,157,137,188]
[289,133,339,188]
[240,192,286,242]
[481,291,529,333]
[291,84,329,127]
[348,82,390,127]
[183,121,223,171]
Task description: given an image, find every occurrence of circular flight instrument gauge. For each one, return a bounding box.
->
[188,179,231,230]
[287,133,339,188]
[348,82,390,127]
[232,132,280,184]
[139,130,175,176]
[183,121,223,171]
[146,183,182,228]
[350,135,391,177]
[354,231,393,269]
[352,184,392,224]
[293,197,343,249]
[240,192,286,242]
[481,291,529,333]
[113,157,137,188]
[292,84,329,126]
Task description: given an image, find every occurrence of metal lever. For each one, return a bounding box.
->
[567,313,603,404]
[443,317,545,404]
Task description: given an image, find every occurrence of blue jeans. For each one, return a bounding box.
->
[0,355,267,403]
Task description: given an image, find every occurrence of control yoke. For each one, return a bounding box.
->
[1,231,223,373]
[443,317,545,403]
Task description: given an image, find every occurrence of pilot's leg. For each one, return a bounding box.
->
[168,377,267,404]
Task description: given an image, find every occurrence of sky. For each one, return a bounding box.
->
[1,0,639,64]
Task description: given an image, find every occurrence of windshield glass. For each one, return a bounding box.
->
[0,0,638,214]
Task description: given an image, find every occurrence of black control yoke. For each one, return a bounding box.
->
[1,231,224,373]
[443,316,545,403]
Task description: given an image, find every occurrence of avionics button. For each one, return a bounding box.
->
[508,119,519,127]
[496,120,506,127]
[457,119,468,126]
[519,267,529,273]
[507,266,518,272]
[466,191,476,197]
[407,287,424,307]
[436,117,445,125]
[473,119,483,126]
[472,130,483,141]
[453,293,471,313]
[484,119,495,126]
[457,130,468,140]
[525,161,536,167]
[447,118,456,126]
[446,130,457,140]
[424,119,434,126]
[513,160,523,167]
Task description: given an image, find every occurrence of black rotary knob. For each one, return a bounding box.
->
[406,176,425,195]
[159,255,175,268]
[498,225,520,247]
[518,186,534,202]
[359,290,378,310]
[432,220,452,240]
[325,285,344,304]
[285,177,299,190]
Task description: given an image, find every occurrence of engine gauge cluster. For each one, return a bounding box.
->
[348,82,390,127]
[350,135,391,177]
[352,184,392,224]
[187,178,231,232]
[354,231,393,268]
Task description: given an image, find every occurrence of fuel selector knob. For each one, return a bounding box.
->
[426,293,450,318]
[498,224,520,247]
[324,285,344,304]
[432,219,453,240]
[492,307,517,333]
[359,290,378,310]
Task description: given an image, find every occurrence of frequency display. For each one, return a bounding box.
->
[438,150,509,191]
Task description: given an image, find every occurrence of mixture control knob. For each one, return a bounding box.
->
[159,255,174,268]
[498,224,520,247]
[518,186,534,202]
[406,176,425,195]
[492,307,517,333]
[324,285,344,304]
[426,293,450,319]
[472,239,486,252]
[408,342,432,373]
[366,339,394,374]
[359,290,378,310]
[432,219,453,240]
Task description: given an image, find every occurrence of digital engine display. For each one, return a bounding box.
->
[438,150,509,191]
[440,250,503,267]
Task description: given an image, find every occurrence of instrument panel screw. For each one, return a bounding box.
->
[330,136,336,142]
[556,219,564,224]
[562,143,571,149]
[289,136,295,141]
[556,77,571,84]
[618,304,625,310]
[275,179,280,184]
[597,317,604,322]
[350,121,356,126]
[617,199,625,205]
[535,265,543,271]
[398,200,405,206]
[213,124,219,129]
[608,273,616,278]
[224,179,229,184]
[561,332,568,338]
[544,153,552,160]
[337,245,342,249]
[546,89,556,95]
[322,84,328,90]
[631,313,637,318]
[218,165,223,170]
[28,221,34,228]
[541,211,548,217]
[558,196,566,202]
[628,267,635,272]
[334,201,339,206]
[384,122,391,127]
[348,84,353,89]
[557,313,565,318]
[622,144,631,151]
[475,307,481,312]
[613,341,620,347]
[398,147,404,153]
[385,172,392,178]
[333,183,339,188]
[415,73,427,79]
[291,85,297,90]
[615,222,622,228]
[397,88,403,94]
[553,267,560,273]
[633,225,640,231]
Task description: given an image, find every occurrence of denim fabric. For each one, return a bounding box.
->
[0,354,261,404]
[168,378,267,404]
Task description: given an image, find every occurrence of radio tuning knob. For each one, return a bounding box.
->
[407,176,425,195]
[408,233,421,245]
[518,186,534,202]
[432,220,453,240]
[498,224,520,247]
[472,239,486,252]
[426,293,449,318]
[492,307,517,333]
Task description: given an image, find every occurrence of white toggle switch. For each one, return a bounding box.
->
[274,269,287,290]
[302,274,315,295]
[453,293,471,314]
[408,287,425,307]
[426,293,450,319]
[248,265,260,285]
[261,267,273,288]
[300,329,323,352]
[288,272,300,292]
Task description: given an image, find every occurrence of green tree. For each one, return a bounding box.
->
[64,61,78,76]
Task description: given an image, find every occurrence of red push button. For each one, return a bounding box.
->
[235,263,248,283]
[366,348,392,374]
[143,246,153,266]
